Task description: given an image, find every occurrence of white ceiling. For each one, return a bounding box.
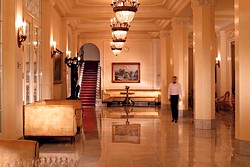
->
[54,0,234,38]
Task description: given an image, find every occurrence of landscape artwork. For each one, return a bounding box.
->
[112,63,140,83]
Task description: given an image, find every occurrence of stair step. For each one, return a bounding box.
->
[80,61,98,107]
[81,83,96,85]
[80,89,96,92]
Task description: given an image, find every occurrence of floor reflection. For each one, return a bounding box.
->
[38,106,250,167]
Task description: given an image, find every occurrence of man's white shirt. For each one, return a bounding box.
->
[168,82,182,100]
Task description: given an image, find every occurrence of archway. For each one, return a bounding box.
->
[79,43,100,61]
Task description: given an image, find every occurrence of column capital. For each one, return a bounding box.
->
[160,30,171,37]
[191,0,216,8]
[149,32,160,39]
[171,17,191,27]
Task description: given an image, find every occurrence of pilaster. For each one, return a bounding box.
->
[160,31,172,109]
[71,28,78,58]
[41,0,53,99]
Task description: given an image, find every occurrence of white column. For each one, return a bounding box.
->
[171,17,190,112]
[191,0,216,129]
[234,0,250,156]
[160,31,172,109]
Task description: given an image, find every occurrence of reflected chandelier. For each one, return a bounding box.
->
[111,0,140,24]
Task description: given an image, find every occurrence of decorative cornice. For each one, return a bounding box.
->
[149,32,160,39]
[160,30,171,37]
[191,0,216,8]
[171,17,191,27]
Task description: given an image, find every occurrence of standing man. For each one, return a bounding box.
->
[168,76,182,123]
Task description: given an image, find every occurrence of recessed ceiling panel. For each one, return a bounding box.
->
[75,0,167,6]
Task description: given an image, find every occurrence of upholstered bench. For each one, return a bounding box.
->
[42,100,82,129]
[24,104,77,142]
[0,140,39,165]
[30,100,82,129]
[102,89,161,106]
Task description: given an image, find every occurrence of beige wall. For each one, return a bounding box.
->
[51,6,64,100]
[103,39,157,90]
[79,37,159,90]
[216,25,234,98]
[42,1,67,100]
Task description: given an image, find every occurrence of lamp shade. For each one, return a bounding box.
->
[112,31,128,41]
[110,41,125,49]
[115,11,135,24]
[111,0,140,24]
[112,49,122,56]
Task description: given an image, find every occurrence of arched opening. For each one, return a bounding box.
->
[79,43,100,61]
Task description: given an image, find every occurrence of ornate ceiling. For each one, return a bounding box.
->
[52,0,234,39]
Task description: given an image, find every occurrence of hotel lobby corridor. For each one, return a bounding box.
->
[38,106,250,167]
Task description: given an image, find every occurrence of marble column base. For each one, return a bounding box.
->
[194,119,216,129]
[234,139,250,156]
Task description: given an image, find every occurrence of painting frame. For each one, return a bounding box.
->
[112,124,141,144]
[53,53,62,84]
[112,62,140,83]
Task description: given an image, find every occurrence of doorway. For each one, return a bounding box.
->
[79,43,100,61]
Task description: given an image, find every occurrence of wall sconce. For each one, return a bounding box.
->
[66,51,71,57]
[50,41,57,58]
[216,55,221,68]
[17,21,27,48]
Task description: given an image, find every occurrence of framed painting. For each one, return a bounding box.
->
[112,62,140,83]
[112,124,141,144]
[53,52,62,84]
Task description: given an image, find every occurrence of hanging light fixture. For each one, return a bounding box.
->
[110,17,130,42]
[112,48,122,56]
[110,41,125,49]
[111,0,140,24]
[110,41,122,56]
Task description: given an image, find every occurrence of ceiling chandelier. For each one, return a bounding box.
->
[111,0,140,24]
[110,17,128,56]
[110,41,125,49]
[110,0,139,56]
[110,17,130,42]
[110,42,122,56]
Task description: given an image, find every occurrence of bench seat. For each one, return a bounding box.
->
[102,89,161,105]
[24,103,77,140]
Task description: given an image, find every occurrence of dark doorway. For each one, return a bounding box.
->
[231,41,235,96]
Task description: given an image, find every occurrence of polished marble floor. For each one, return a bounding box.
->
[39,106,250,167]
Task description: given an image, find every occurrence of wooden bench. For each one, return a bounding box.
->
[102,89,161,106]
